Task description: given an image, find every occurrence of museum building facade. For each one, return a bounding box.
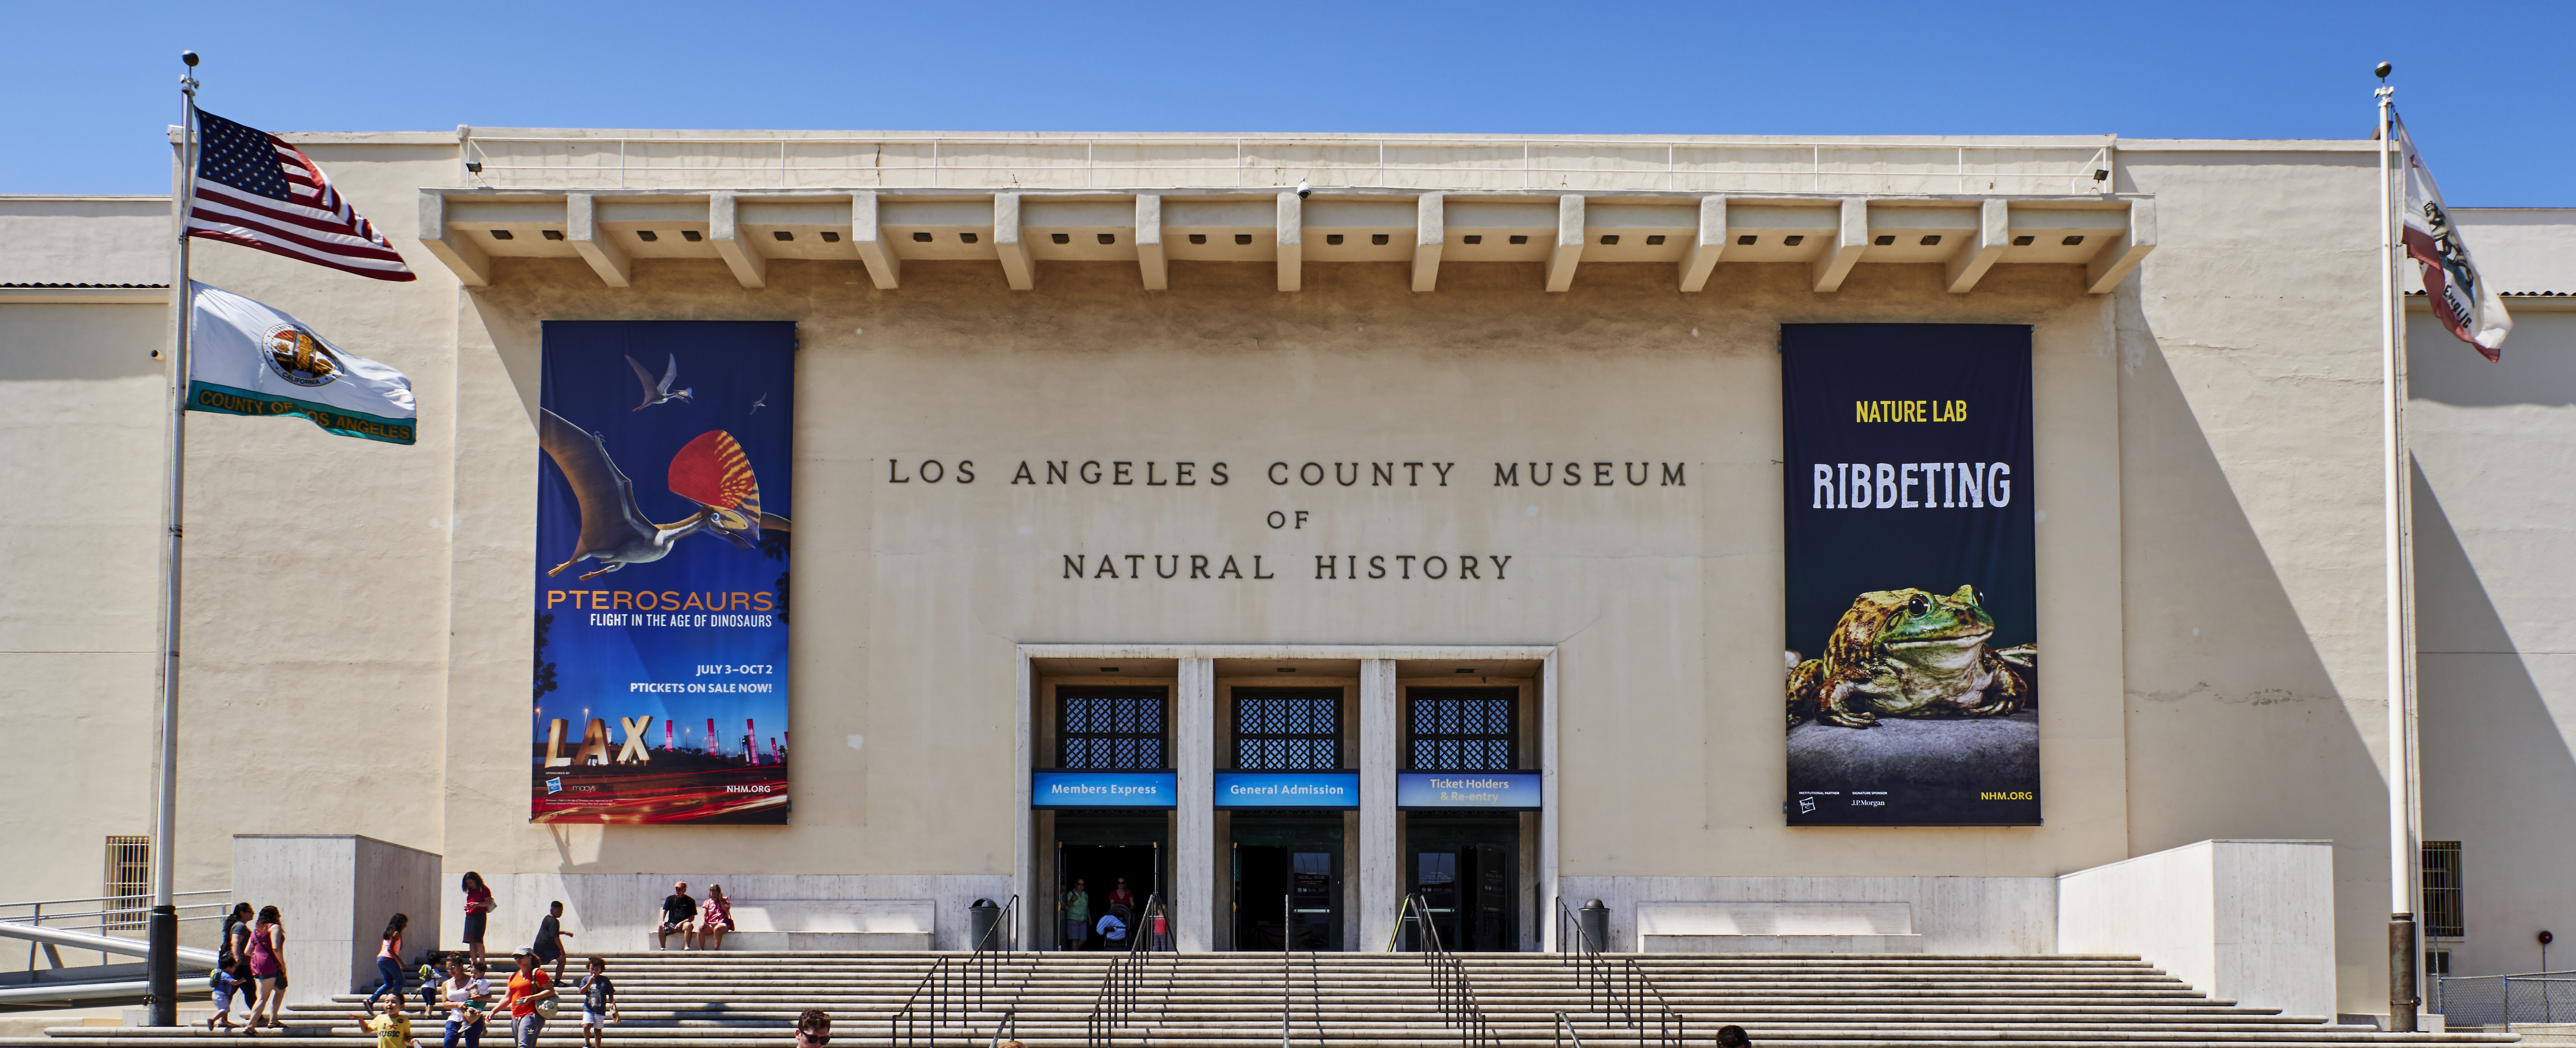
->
[3,128,2573,1022]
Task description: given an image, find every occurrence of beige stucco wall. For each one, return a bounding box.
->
[12,134,2571,1019]
[2411,299,2576,983]
[0,298,171,925]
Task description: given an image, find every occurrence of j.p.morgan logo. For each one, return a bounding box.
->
[262,323,343,388]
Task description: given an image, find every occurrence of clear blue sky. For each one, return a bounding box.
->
[10,0,2571,205]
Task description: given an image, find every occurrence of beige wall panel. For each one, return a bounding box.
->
[0,197,170,286]
[2116,151,2407,1013]
[0,301,174,903]
[2409,308,2576,983]
[1560,873,2058,953]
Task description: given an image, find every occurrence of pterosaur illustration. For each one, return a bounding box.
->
[540,408,789,580]
[749,393,769,414]
[625,353,694,411]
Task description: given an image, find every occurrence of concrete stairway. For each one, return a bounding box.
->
[0,951,2517,1048]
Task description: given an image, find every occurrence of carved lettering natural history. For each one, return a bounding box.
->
[879,456,1690,582]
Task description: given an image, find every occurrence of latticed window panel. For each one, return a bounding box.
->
[103,835,150,933]
[1233,689,1341,769]
[1058,688,1169,770]
[1406,689,1518,771]
[2422,840,2464,939]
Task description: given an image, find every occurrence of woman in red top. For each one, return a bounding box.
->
[460,873,495,971]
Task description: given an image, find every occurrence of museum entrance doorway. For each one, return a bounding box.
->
[1230,814,1343,950]
[1053,814,1164,950]
[1407,814,1519,951]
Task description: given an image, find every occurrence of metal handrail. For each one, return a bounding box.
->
[1391,894,1498,1048]
[1304,947,1328,1048]
[965,895,1024,1014]
[985,1010,1016,1048]
[1553,1011,1585,1048]
[1551,898,1684,1047]
[0,889,230,912]
[5,891,231,973]
[891,957,952,1048]
[1553,897,1607,1011]
[1083,893,1162,1048]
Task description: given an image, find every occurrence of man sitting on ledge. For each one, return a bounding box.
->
[657,881,697,950]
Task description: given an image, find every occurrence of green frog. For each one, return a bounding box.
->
[1786,585,2036,729]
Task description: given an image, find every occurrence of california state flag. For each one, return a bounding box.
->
[2392,114,2512,360]
[187,282,418,444]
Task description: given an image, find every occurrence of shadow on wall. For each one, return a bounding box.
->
[2117,310,2389,1009]
[2412,466,2576,980]
[2409,311,2576,407]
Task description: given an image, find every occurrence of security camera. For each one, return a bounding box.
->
[1295,179,1312,200]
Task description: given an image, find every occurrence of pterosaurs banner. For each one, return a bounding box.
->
[532,321,795,823]
[1781,324,2038,827]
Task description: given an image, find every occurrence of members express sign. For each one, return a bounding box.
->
[1214,770,1359,809]
[1032,770,1177,808]
[1395,771,1541,810]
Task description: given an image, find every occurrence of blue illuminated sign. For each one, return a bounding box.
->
[1395,771,1542,810]
[1214,770,1360,809]
[1032,770,1177,808]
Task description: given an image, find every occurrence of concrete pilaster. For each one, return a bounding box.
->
[1175,658,1215,950]
[1359,658,1399,951]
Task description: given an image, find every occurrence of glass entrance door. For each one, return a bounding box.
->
[1406,817,1519,951]
[1229,814,1343,950]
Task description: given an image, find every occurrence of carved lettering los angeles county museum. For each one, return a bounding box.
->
[882,457,1703,582]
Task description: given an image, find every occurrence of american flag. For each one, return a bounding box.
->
[187,109,415,282]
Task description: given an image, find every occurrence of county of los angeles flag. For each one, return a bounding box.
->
[2393,114,2512,360]
[187,283,417,445]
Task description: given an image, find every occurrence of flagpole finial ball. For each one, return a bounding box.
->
[181,50,198,67]
[2374,61,2392,80]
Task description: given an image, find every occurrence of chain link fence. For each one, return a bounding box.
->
[2435,972,2576,1038]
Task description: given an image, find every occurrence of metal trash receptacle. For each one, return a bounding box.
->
[968,898,1001,950]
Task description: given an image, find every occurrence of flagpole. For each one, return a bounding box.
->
[145,50,200,1029]
[2375,63,2421,1035]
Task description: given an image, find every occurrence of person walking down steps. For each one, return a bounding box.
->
[499,948,557,1048]
[245,906,289,1031]
[437,955,491,1048]
[366,913,412,1017]
[577,957,616,1048]
[531,901,573,984]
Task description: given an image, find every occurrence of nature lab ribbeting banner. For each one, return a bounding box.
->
[1782,324,2038,827]
[531,321,795,824]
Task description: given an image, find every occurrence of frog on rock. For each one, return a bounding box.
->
[1786,585,2036,729]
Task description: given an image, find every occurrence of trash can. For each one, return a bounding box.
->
[968,898,1001,951]
[1578,899,1609,952]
